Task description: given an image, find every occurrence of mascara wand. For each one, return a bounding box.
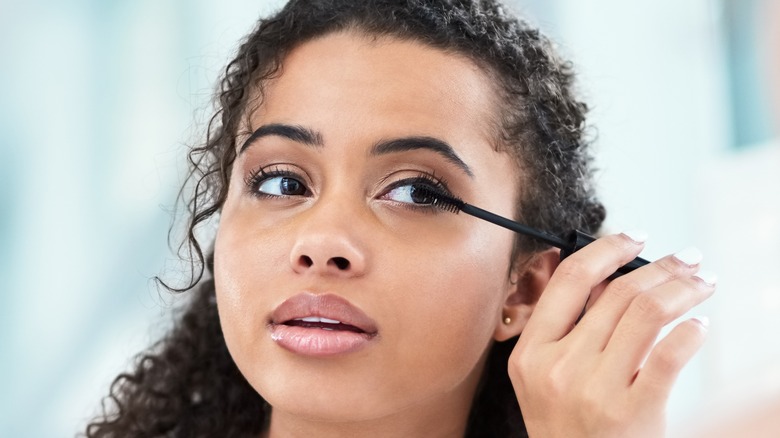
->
[416,187,649,278]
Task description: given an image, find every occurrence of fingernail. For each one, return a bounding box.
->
[673,247,703,266]
[693,270,718,286]
[692,315,710,329]
[621,229,648,244]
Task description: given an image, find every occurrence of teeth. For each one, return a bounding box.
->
[320,317,341,324]
[298,316,342,324]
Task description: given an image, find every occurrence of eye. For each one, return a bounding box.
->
[245,166,310,198]
[381,176,450,209]
[257,175,307,196]
[384,184,435,204]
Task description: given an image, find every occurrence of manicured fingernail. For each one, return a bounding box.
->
[621,229,648,243]
[674,247,703,266]
[693,270,718,286]
[692,315,710,329]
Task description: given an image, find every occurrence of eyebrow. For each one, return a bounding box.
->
[239,123,473,177]
[371,136,473,177]
[239,123,324,153]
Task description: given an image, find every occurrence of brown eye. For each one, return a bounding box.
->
[410,185,438,204]
[279,177,305,195]
[382,180,444,207]
[256,175,308,196]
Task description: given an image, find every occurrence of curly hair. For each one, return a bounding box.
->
[83,1,605,436]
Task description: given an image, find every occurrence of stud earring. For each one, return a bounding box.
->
[503,316,512,325]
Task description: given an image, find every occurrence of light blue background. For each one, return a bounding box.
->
[1,1,778,436]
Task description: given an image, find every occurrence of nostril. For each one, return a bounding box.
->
[331,257,350,270]
[300,255,314,268]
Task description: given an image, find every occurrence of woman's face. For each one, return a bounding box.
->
[215,31,523,425]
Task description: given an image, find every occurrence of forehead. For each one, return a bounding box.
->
[252,31,500,144]
[239,31,521,195]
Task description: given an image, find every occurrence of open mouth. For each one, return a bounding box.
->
[269,293,379,355]
[271,315,376,356]
[283,316,366,334]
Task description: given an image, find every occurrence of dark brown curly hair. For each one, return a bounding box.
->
[82,1,605,437]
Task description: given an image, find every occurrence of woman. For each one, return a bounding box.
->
[84,1,715,436]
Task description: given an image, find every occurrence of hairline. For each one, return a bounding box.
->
[240,25,530,205]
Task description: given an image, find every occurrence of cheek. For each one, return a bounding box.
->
[401,242,506,330]
[212,207,288,365]
[431,224,511,310]
[213,216,252,361]
[380,226,512,388]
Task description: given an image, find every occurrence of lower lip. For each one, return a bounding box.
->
[269,324,375,356]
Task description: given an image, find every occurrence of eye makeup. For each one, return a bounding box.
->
[244,164,312,199]
[379,174,453,213]
[243,162,456,215]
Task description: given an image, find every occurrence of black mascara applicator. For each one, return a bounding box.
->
[415,187,649,278]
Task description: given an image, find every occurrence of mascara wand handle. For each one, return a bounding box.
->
[560,230,650,279]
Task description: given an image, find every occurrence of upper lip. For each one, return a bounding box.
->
[270,293,379,335]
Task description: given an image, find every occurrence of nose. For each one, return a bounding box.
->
[289,205,368,278]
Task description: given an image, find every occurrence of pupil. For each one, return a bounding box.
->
[410,186,434,204]
[280,178,303,195]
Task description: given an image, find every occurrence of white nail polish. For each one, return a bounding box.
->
[692,315,710,329]
[674,247,703,266]
[693,270,718,286]
[621,229,648,243]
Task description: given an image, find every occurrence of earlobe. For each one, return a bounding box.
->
[493,248,560,341]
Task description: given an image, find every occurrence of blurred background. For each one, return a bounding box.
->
[0,0,777,436]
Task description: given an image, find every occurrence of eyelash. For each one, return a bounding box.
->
[380,174,452,213]
[243,165,453,212]
[244,165,307,199]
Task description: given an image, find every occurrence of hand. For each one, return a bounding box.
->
[509,233,715,438]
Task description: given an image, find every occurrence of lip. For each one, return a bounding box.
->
[269,293,378,357]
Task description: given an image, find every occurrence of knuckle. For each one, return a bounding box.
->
[652,344,685,375]
[507,351,524,376]
[544,361,571,397]
[606,276,643,301]
[607,233,639,254]
[579,388,604,416]
[654,257,684,280]
[508,348,536,381]
[509,350,571,398]
[632,293,672,320]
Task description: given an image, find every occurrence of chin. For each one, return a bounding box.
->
[261,385,401,423]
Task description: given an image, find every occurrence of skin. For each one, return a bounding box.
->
[214,30,716,437]
[513,235,715,437]
[214,31,532,437]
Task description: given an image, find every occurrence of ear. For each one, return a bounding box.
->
[493,248,560,341]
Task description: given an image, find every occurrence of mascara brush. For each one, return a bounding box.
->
[415,187,649,278]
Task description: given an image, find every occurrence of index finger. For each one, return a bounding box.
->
[521,232,646,344]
